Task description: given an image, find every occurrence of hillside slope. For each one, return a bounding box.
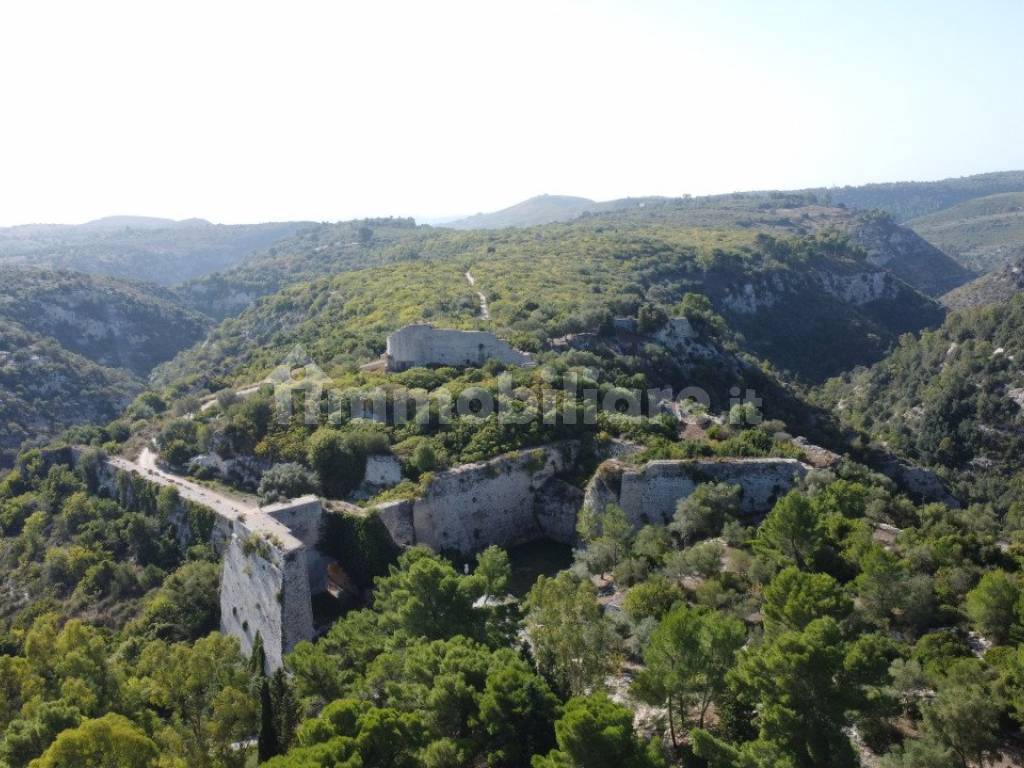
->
[0,320,140,464]
[444,192,972,297]
[0,218,309,285]
[0,267,210,376]
[816,169,1024,222]
[159,222,942,390]
[942,256,1024,311]
[817,293,1024,503]
[907,191,1024,273]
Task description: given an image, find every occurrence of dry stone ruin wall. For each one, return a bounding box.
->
[584,457,811,528]
[373,443,581,555]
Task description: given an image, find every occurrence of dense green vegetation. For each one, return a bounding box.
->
[818,293,1024,509]
[0,322,139,466]
[160,221,941,392]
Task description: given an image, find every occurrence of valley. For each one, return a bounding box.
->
[3,169,1024,768]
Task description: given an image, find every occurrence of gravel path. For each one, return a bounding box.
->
[465,269,490,319]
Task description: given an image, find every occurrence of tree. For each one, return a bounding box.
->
[877,736,955,768]
[306,427,365,498]
[412,442,438,473]
[29,713,158,768]
[135,633,257,768]
[623,577,683,623]
[531,694,666,768]
[128,560,220,641]
[473,545,510,600]
[762,567,851,635]
[633,605,745,748]
[917,660,1002,768]
[754,492,825,571]
[258,462,319,504]
[524,572,618,697]
[730,617,858,768]
[964,569,1020,644]
[478,653,560,766]
[577,504,633,578]
[671,483,741,544]
[373,547,481,641]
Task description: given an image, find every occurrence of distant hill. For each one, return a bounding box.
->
[79,215,210,230]
[942,256,1024,311]
[0,218,310,286]
[815,169,1024,222]
[906,191,1024,273]
[446,194,599,229]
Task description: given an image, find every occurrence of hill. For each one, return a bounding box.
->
[815,169,1024,222]
[443,192,972,297]
[160,220,942,392]
[906,191,1024,273]
[942,256,1024,311]
[446,194,599,229]
[0,320,140,464]
[0,218,310,286]
[0,267,210,376]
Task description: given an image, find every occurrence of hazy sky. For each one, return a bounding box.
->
[1,0,1022,226]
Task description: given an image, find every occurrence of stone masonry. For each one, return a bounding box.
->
[584,457,811,528]
[384,323,532,371]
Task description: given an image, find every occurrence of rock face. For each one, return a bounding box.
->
[373,444,580,554]
[384,324,532,371]
[847,214,973,298]
[583,458,811,527]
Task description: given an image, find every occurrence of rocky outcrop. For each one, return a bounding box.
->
[584,457,811,528]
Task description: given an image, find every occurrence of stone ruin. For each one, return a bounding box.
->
[82,445,817,670]
[583,457,811,528]
[380,323,532,372]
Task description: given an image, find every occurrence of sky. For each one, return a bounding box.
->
[1,0,1022,226]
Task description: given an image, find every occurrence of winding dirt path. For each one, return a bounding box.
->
[465,269,490,320]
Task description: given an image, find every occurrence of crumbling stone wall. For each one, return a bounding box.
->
[584,457,811,527]
[385,323,531,371]
[78,450,321,671]
[219,518,315,672]
[373,443,579,554]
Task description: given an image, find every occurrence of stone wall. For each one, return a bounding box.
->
[219,518,315,671]
[372,443,579,554]
[262,495,330,594]
[78,450,321,671]
[584,457,811,528]
[385,323,531,371]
